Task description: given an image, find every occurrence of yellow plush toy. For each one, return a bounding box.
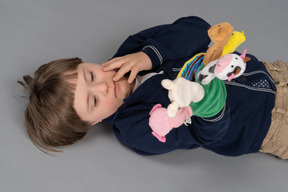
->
[222,31,246,55]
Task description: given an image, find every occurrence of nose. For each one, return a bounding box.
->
[90,81,108,94]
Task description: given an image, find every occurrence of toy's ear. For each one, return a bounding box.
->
[214,29,227,42]
[208,22,233,43]
[149,104,162,115]
[222,22,234,34]
[213,25,233,45]
[244,57,251,63]
[161,79,174,90]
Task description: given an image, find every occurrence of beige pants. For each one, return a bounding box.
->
[259,60,288,159]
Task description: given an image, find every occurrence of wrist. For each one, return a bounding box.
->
[138,52,152,70]
[142,45,163,69]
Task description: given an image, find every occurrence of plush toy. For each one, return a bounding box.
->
[161,77,204,118]
[198,49,251,85]
[203,22,234,66]
[149,22,248,143]
[177,30,246,82]
[149,104,192,143]
[148,78,203,143]
[222,31,246,55]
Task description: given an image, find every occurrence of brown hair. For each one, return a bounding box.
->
[18,58,91,154]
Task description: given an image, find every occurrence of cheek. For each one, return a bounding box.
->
[121,80,131,96]
[101,98,123,116]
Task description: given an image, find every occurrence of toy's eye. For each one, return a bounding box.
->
[235,57,238,60]
[231,65,234,68]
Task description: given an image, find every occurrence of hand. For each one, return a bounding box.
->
[101,52,152,83]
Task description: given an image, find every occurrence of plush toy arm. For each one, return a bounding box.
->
[166,101,180,118]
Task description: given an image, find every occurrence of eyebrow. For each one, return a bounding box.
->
[83,66,90,113]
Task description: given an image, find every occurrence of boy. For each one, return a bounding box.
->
[19,16,288,159]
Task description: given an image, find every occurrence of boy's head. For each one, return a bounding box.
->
[19,58,91,153]
[19,58,134,154]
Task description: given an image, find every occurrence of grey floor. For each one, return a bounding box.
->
[1,0,288,192]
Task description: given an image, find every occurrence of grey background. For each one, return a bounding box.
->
[1,0,288,192]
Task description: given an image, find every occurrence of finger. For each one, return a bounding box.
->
[113,64,132,81]
[101,57,121,66]
[102,59,121,70]
[102,58,124,71]
[128,68,139,83]
[161,79,174,90]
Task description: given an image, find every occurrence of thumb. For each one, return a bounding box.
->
[161,79,174,90]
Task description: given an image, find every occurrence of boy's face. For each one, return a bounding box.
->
[73,63,133,125]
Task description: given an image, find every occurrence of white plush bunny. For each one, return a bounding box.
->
[161,77,204,118]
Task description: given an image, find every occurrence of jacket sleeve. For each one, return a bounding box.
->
[113,102,231,155]
[112,16,211,70]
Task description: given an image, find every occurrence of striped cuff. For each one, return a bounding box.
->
[142,45,163,68]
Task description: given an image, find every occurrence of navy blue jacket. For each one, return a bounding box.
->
[104,16,276,156]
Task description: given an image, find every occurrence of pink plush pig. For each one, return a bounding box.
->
[149,104,193,143]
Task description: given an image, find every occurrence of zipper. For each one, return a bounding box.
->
[225,81,275,94]
[224,70,276,94]
[241,70,275,84]
[172,68,182,72]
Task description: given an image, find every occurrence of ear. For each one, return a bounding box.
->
[244,57,251,63]
[92,120,101,125]
[214,28,232,45]
[161,79,174,90]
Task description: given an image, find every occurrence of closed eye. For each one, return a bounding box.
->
[94,96,97,106]
[90,72,94,82]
